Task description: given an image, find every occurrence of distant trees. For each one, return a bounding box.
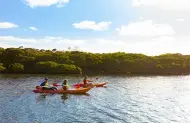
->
[0,47,189,74]
[52,48,57,52]
[8,63,24,73]
[19,46,24,49]
[0,63,6,72]
[35,61,81,74]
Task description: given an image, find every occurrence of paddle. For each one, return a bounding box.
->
[52,83,62,86]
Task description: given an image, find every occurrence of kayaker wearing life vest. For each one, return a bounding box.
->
[40,78,57,90]
[83,75,93,87]
[40,78,49,88]
[62,79,69,90]
[83,75,88,85]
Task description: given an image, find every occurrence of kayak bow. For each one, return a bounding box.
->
[74,82,107,88]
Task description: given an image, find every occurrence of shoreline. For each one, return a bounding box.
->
[0,72,189,76]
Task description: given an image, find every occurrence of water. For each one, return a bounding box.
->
[0,74,190,123]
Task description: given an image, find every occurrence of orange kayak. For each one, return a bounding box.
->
[74,82,107,88]
[93,82,107,87]
[33,87,91,94]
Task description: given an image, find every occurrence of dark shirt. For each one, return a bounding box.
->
[83,79,87,85]
[40,82,45,86]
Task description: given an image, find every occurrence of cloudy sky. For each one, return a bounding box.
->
[0,0,189,55]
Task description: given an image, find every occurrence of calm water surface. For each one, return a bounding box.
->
[0,74,190,123]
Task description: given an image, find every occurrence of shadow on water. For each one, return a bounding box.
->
[61,94,69,104]
[35,92,91,104]
[35,93,47,102]
[61,93,91,104]
[61,93,90,104]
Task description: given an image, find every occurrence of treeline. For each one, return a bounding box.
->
[0,47,190,74]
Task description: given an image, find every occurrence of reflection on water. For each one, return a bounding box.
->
[1,74,190,123]
[35,94,47,103]
[35,92,91,104]
[61,94,69,103]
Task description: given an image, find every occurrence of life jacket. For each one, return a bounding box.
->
[44,82,48,87]
[40,81,48,87]
[62,84,69,90]
[62,82,69,89]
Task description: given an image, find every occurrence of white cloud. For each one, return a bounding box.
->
[73,21,112,31]
[116,20,175,36]
[29,26,38,31]
[132,0,190,11]
[24,0,69,8]
[0,36,37,43]
[176,19,185,22]
[43,36,84,45]
[128,36,190,55]
[139,16,144,20]
[81,36,190,55]
[1,35,190,55]
[0,36,84,49]
[0,22,18,29]
[0,43,13,48]
[97,39,125,46]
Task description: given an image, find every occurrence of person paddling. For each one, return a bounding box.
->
[83,75,93,87]
[62,79,69,90]
[83,75,88,85]
[40,78,57,90]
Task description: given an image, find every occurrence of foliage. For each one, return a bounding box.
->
[35,61,81,74]
[8,63,24,73]
[0,47,190,74]
[0,63,6,72]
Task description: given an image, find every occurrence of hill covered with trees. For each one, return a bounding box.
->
[0,47,190,75]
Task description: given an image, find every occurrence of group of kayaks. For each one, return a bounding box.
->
[33,82,107,94]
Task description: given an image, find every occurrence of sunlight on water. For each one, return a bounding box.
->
[0,74,190,123]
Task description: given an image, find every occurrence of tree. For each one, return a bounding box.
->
[8,63,24,73]
[68,47,71,51]
[35,61,81,74]
[2,48,25,67]
[52,48,57,52]
[0,47,190,74]
[19,46,24,49]
[0,63,6,72]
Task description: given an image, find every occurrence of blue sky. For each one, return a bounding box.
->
[0,0,134,37]
[0,0,190,55]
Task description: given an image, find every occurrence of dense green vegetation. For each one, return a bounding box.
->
[0,47,190,74]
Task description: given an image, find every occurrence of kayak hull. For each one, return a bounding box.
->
[74,82,107,88]
[33,87,91,94]
[93,82,107,87]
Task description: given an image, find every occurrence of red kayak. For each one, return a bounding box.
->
[74,82,107,88]
[33,86,92,94]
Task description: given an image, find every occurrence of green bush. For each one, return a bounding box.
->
[35,61,81,74]
[0,63,6,72]
[8,63,24,73]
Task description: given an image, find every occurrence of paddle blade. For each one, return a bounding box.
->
[36,86,41,89]
[53,83,59,86]
[74,85,80,89]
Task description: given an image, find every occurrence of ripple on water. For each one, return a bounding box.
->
[1,75,190,123]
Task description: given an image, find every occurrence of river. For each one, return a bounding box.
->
[0,74,190,123]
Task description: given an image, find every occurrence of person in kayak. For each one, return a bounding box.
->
[83,76,87,85]
[83,75,93,87]
[62,79,69,90]
[40,78,57,90]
